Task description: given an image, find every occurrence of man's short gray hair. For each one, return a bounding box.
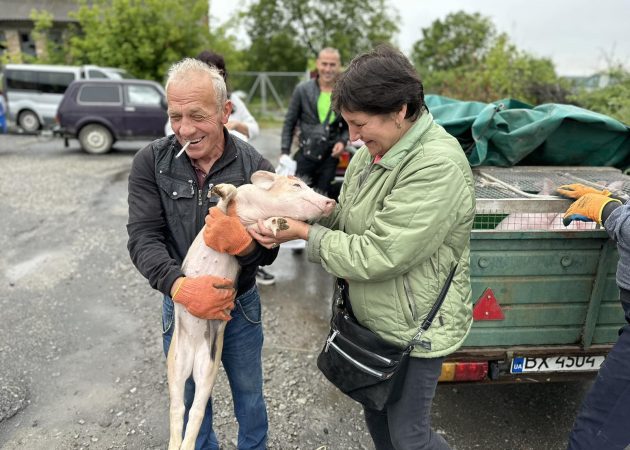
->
[165,58,227,111]
[318,47,341,62]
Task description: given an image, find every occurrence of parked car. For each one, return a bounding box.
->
[83,65,133,80]
[56,79,168,154]
[0,64,131,133]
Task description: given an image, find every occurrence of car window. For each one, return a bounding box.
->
[78,85,122,104]
[5,70,75,93]
[5,69,38,90]
[126,84,162,107]
[39,72,76,94]
[115,70,134,79]
[88,69,109,79]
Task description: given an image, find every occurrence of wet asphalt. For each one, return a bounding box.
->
[0,129,590,449]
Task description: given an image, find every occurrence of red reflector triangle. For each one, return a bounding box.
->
[473,288,505,321]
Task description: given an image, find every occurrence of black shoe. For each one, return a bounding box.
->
[256,267,276,285]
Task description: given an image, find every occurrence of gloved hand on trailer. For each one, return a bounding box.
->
[203,202,253,255]
[562,193,622,226]
[556,183,612,199]
[171,275,235,321]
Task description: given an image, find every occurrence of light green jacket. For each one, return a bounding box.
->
[307,112,476,358]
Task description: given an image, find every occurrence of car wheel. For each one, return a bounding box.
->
[18,110,41,133]
[78,124,113,154]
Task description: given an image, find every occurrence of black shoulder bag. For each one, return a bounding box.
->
[302,108,333,162]
[317,266,457,411]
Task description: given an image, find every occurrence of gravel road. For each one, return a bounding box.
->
[0,131,373,450]
[0,130,590,450]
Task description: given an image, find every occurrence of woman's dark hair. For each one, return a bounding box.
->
[196,50,231,96]
[196,50,228,82]
[332,44,425,121]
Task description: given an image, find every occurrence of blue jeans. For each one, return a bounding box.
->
[567,298,630,450]
[162,286,268,450]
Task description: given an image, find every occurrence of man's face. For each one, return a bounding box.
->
[166,72,231,160]
[316,51,341,85]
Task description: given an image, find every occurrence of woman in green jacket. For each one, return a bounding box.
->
[253,45,476,450]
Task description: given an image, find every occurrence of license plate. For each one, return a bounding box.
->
[510,355,605,374]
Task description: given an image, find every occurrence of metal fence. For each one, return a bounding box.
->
[230,71,309,119]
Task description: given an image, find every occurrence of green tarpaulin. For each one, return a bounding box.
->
[425,95,630,168]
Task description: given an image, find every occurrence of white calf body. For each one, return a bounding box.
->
[167,171,336,450]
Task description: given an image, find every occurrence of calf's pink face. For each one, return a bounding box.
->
[246,171,336,221]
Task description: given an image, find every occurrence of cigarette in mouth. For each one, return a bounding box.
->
[176,141,191,158]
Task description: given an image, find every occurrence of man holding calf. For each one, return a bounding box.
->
[127,58,277,450]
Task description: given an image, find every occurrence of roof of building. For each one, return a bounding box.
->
[0,0,80,23]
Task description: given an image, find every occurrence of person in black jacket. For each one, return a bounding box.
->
[280,47,349,196]
[127,58,277,450]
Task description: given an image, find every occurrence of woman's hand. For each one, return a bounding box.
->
[249,217,310,249]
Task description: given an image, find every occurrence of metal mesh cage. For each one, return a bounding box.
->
[473,167,630,231]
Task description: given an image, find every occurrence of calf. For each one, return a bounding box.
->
[167,170,336,450]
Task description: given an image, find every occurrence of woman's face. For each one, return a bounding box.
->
[341,108,405,157]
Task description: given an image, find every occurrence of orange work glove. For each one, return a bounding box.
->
[172,275,235,321]
[562,193,621,226]
[556,183,612,199]
[203,203,253,255]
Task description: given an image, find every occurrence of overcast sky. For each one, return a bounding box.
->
[211,0,630,76]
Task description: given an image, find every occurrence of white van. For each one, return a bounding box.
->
[1,64,131,132]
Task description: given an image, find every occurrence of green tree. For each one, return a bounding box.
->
[411,11,495,72]
[241,0,399,71]
[571,68,630,125]
[62,0,234,81]
[241,0,309,72]
[29,9,70,64]
[412,11,569,105]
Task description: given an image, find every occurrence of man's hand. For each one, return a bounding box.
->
[331,141,346,158]
[276,154,297,177]
[563,193,621,226]
[172,275,235,321]
[203,203,253,255]
[556,183,611,199]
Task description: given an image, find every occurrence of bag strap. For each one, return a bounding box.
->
[333,277,350,313]
[411,264,458,348]
[322,107,333,127]
[321,107,333,140]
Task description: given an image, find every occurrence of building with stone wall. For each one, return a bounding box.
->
[0,0,79,62]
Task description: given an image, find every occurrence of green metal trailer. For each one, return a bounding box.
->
[442,167,628,383]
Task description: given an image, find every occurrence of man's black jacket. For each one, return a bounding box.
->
[127,130,278,297]
[281,78,349,155]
